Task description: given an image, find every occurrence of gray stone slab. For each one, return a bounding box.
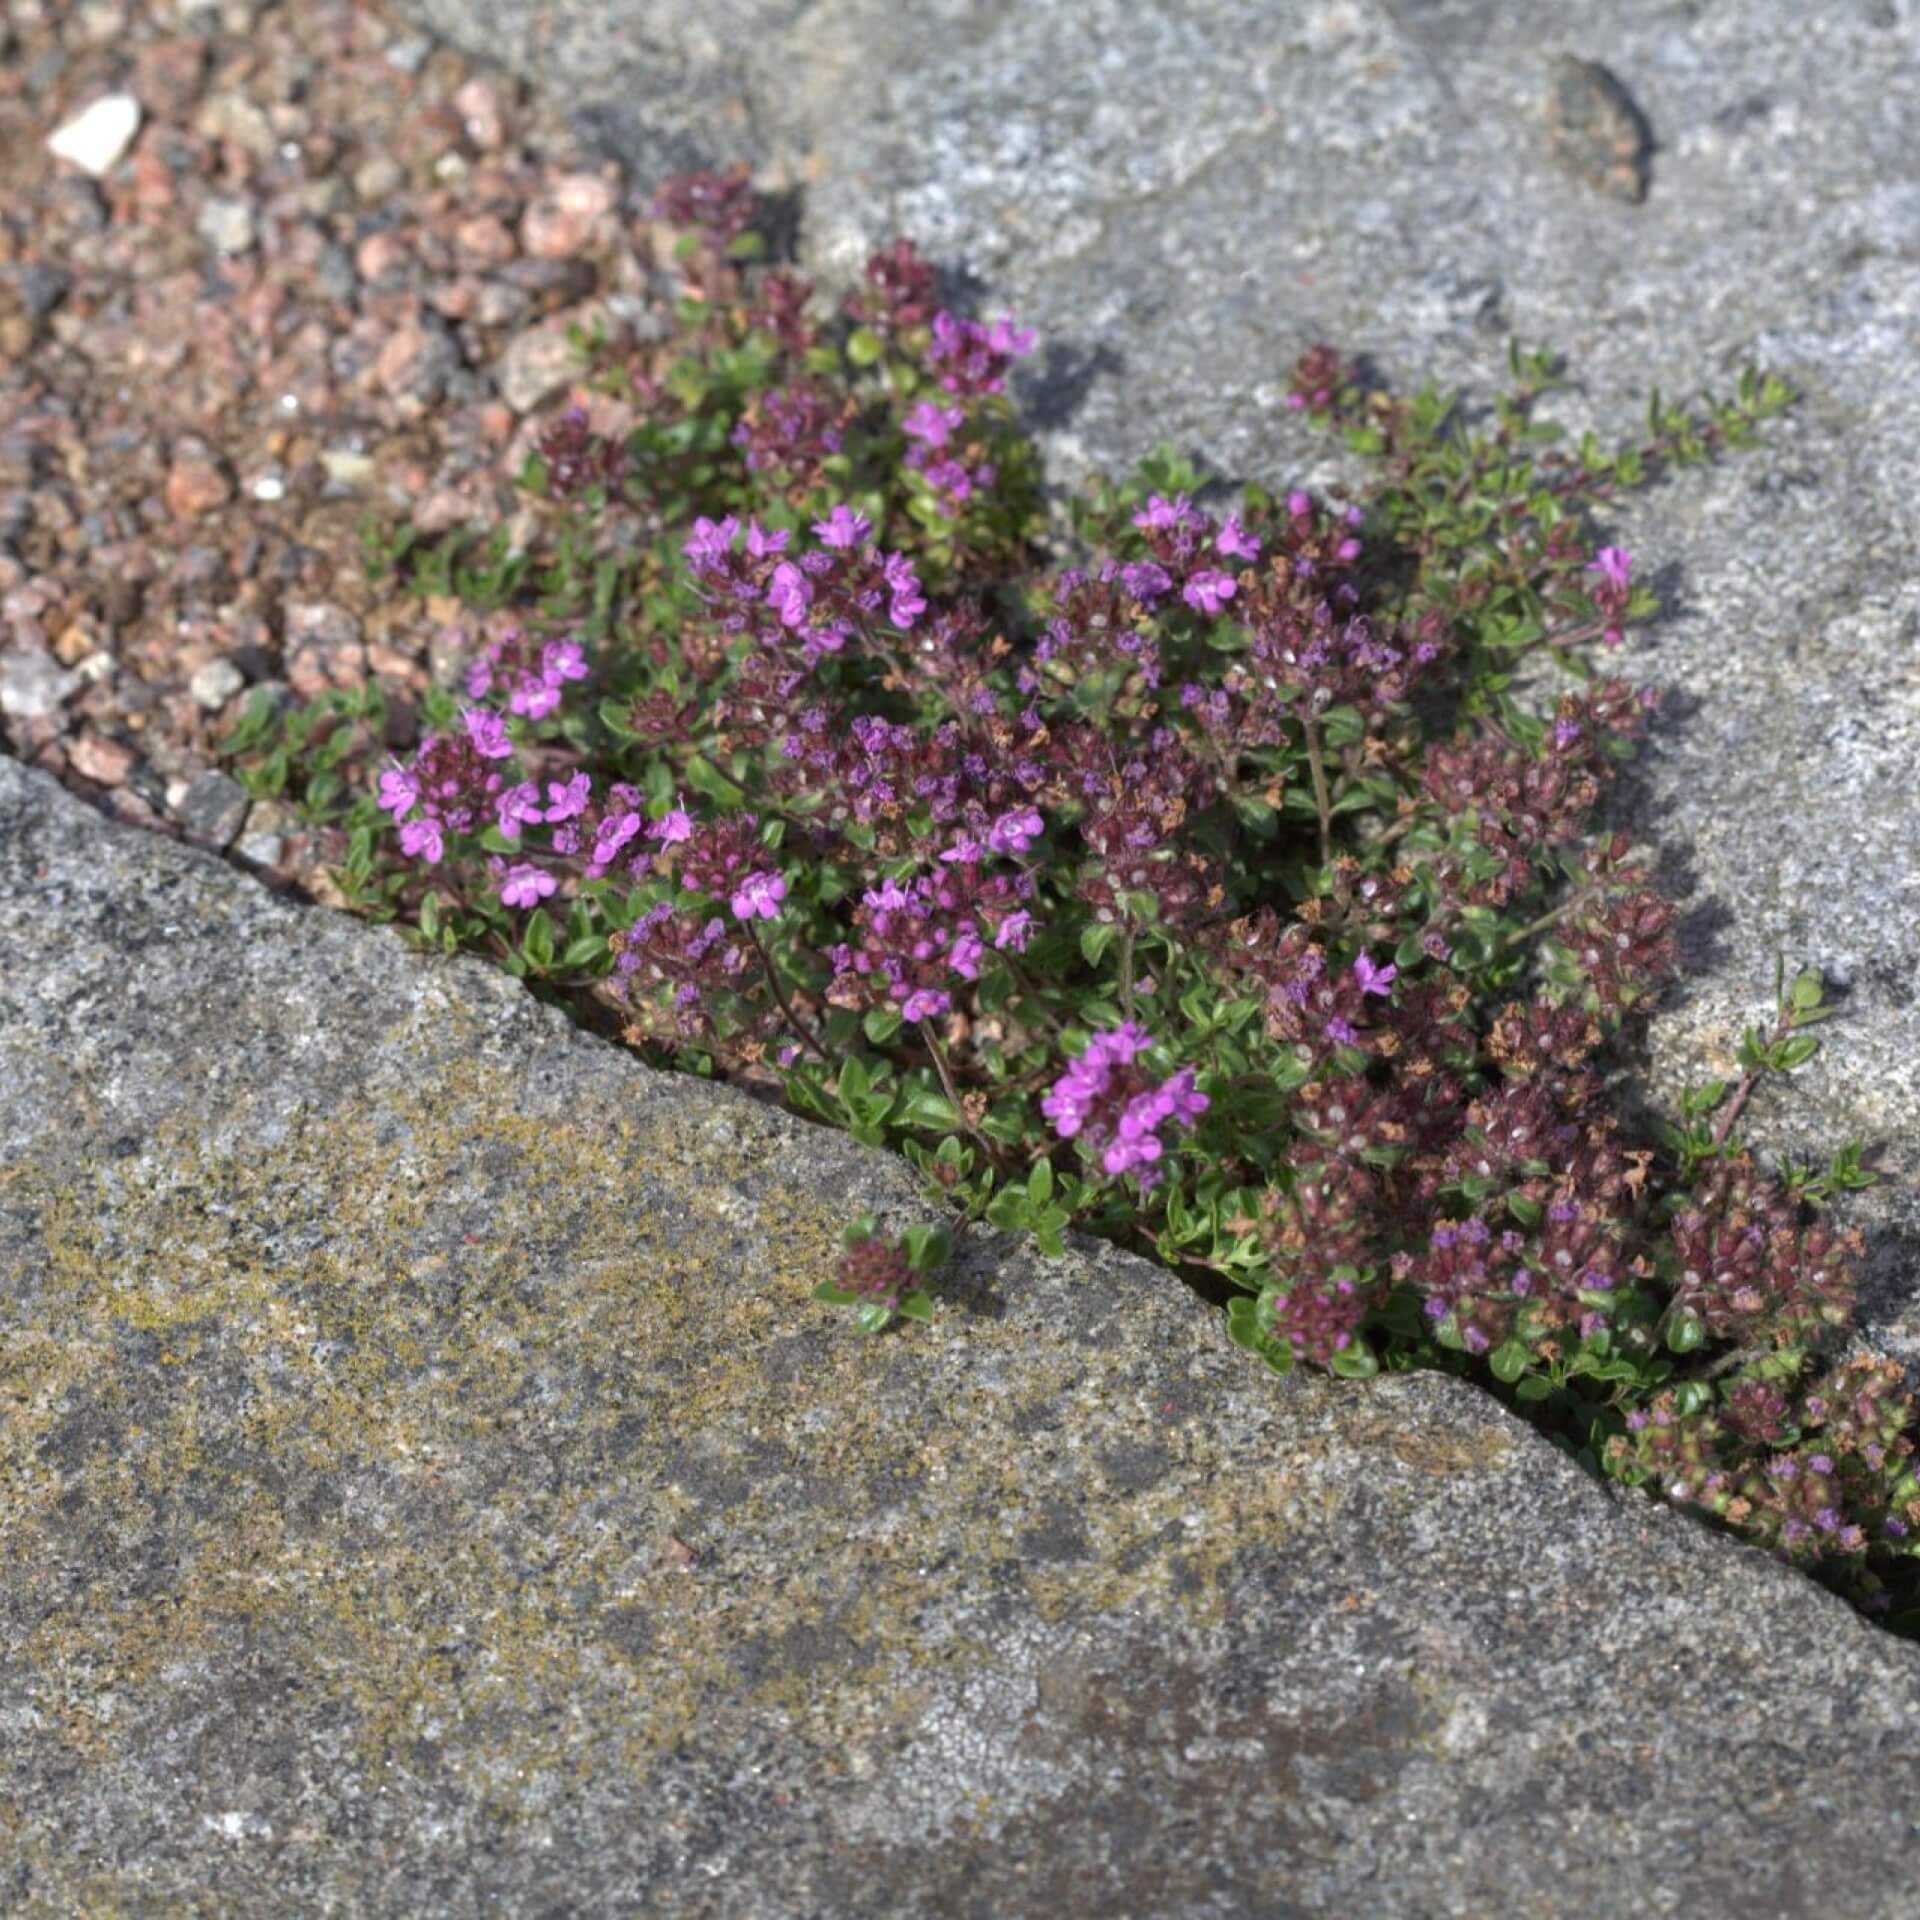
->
[8,758,1920,1917]
[393,0,1920,1339]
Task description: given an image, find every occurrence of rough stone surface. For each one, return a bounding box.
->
[393,0,1920,1335]
[8,757,1920,1917]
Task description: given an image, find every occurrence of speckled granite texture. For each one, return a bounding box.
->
[7,759,1920,1917]
[396,0,1920,1345]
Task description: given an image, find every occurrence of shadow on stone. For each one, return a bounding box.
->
[1015,338,1126,434]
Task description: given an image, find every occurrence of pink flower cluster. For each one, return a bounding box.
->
[376,705,517,865]
[681,505,927,666]
[1130,491,1263,619]
[730,381,854,486]
[1585,545,1634,647]
[923,310,1035,398]
[1040,1022,1209,1189]
[464,631,590,721]
[827,847,1038,1025]
[901,399,998,515]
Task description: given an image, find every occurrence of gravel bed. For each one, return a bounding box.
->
[2,0,673,886]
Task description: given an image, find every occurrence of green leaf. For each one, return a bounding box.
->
[847,327,884,368]
[1027,1158,1053,1209]
[1789,969,1825,1012]
[812,1281,858,1305]
[418,894,441,942]
[1506,1192,1544,1229]
[895,1292,935,1323]
[1666,1311,1705,1355]
[1320,704,1366,748]
[902,1223,952,1272]
[1329,1341,1379,1380]
[837,1055,872,1110]
[864,1006,904,1045]
[521,907,556,971]
[1227,1297,1264,1352]
[986,1189,1028,1231]
[1490,1339,1530,1384]
[854,1303,893,1334]
[897,1087,958,1132]
[1774,1033,1820,1071]
[1080,922,1119,967]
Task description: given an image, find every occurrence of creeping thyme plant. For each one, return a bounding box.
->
[227,162,1919,1627]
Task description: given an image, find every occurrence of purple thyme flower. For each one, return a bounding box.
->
[462,706,514,761]
[399,817,445,864]
[1182,569,1237,617]
[903,400,962,449]
[994,909,1034,952]
[648,802,695,845]
[987,807,1044,856]
[1588,546,1632,593]
[884,551,927,628]
[1353,953,1398,998]
[684,514,739,570]
[813,504,873,550]
[767,561,813,629]
[1215,514,1262,562]
[542,639,588,687]
[500,863,557,909]
[542,772,591,823]
[496,780,545,839]
[1119,561,1173,605]
[730,870,787,922]
[377,762,419,817]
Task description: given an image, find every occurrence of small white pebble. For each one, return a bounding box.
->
[47,94,143,177]
[251,475,285,502]
[189,658,246,711]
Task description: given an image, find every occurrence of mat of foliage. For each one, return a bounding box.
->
[224,164,1916,1626]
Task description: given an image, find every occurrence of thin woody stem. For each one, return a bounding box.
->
[744,918,831,1063]
[1302,713,1333,869]
[1710,1008,1794,1154]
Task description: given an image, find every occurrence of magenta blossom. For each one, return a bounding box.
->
[500,863,557,909]
[767,561,813,628]
[1041,1022,1208,1191]
[399,817,445,864]
[813,504,872,550]
[462,706,514,761]
[1182,569,1238,617]
[542,772,592,823]
[1353,953,1398,998]
[1216,515,1262,562]
[495,780,545,839]
[903,400,962,449]
[730,870,787,922]
[648,802,695,845]
[1589,546,1632,593]
[377,762,419,817]
[1134,493,1200,533]
[684,514,739,570]
[745,517,788,559]
[987,807,1044,855]
[993,909,1035,952]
